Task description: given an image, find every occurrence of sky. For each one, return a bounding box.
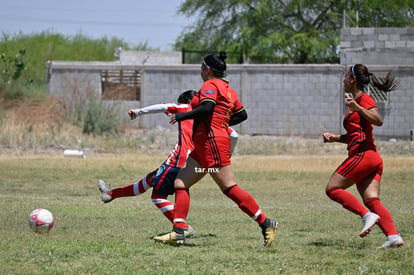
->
[0,0,193,51]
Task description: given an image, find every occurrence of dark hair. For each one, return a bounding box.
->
[350,64,399,92]
[177,90,197,104]
[203,51,227,77]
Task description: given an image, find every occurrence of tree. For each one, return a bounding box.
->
[174,0,414,64]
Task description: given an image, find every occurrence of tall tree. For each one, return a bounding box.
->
[175,0,414,64]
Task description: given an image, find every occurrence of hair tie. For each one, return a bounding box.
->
[351,65,356,77]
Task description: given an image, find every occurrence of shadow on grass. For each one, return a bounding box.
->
[150,232,218,247]
[308,239,369,249]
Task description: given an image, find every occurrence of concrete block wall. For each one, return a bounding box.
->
[341,28,414,65]
[47,63,103,101]
[47,62,414,139]
[239,65,342,136]
[117,50,182,65]
[128,64,344,137]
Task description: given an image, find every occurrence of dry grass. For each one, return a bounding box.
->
[1,94,64,131]
[0,154,412,274]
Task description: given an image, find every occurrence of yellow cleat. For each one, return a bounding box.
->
[154,231,185,245]
[262,219,278,248]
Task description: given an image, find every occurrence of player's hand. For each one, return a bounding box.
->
[323,133,337,143]
[128,109,137,120]
[345,94,361,112]
[169,114,177,125]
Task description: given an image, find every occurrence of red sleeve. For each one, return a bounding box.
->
[233,98,244,114]
[166,104,191,114]
[199,80,218,104]
[360,94,377,110]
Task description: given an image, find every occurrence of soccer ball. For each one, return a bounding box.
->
[28,208,54,234]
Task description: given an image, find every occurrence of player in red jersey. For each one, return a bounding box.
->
[154,52,278,247]
[323,64,403,248]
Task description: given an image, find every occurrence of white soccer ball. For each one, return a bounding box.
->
[28,208,55,234]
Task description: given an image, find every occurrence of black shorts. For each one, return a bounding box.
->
[151,162,180,196]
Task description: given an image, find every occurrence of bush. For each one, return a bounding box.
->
[0,49,33,100]
[82,95,122,136]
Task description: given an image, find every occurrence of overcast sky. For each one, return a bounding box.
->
[0,0,193,51]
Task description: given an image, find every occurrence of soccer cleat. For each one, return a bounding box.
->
[378,234,404,249]
[154,229,185,245]
[98,180,113,203]
[261,218,278,248]
[184,225,195,239]
[359,212,380,237]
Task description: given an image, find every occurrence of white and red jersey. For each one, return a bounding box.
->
[164,104,194,168]
[131,103,193,169]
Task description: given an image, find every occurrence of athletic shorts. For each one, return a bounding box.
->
[190,136,231,168]
[151,162,180,196]
[336,149,383,184]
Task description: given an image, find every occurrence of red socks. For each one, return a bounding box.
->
[110,172,154,198]
[326,188,368,217]
[173,188,190,230]
[224,185,266,225]
[364,198,398,236]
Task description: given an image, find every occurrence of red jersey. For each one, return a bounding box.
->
[343,93,377,156]
[191,78,244,142]
[163,103,194,168]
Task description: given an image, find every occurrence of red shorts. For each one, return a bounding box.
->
[336,149,383,183]
[190,136,231,168]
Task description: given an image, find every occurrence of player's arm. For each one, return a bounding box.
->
[229,109,247,126]
[323,133,347,143]
[172,100,215,122]
[345,95,383,126]
[129,103,185,120]
[228,127,238,156]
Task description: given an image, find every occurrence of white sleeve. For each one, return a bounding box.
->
[229,127,238,156]
[132,103,169,116]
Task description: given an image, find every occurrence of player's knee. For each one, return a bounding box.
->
[326,188,337,199]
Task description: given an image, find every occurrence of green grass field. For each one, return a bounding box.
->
[0,154,412,274]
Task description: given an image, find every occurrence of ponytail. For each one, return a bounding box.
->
[370,72,399,93]
[352,64,399,92]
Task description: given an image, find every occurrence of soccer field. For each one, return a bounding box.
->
[0,154,412,274]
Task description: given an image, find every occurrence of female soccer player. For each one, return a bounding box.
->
[154,52,278,247]
[323,64,403,248]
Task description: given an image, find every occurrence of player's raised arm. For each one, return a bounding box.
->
[128,103,188,120]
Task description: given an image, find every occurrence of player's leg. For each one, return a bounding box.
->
[150,164,177,222]
[172,156,206,229]
[210,165,278,248]
[326,172,379,237]
[154,157,205,244]
[358,178,403,248]
[98,169,157,203]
